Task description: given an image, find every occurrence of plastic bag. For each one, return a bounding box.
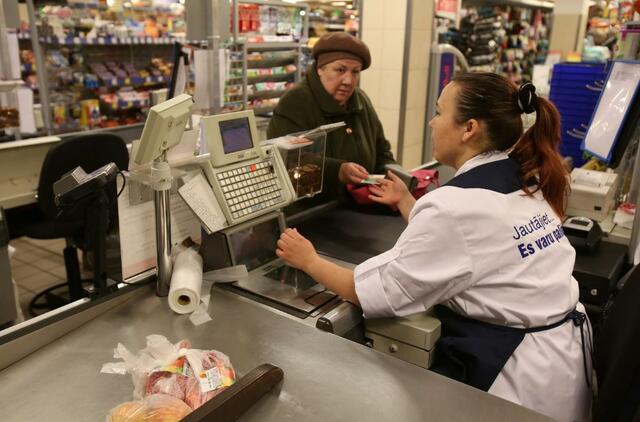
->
[102,335,236,420]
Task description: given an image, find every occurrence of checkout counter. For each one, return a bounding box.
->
[0,203,555,422]
[0,103,565,420]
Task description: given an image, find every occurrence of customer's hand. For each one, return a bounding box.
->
[368,171,411,207]
[338,162,369,184]
[276,228,319,272]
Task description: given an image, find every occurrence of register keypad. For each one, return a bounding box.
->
[216,160,284,220]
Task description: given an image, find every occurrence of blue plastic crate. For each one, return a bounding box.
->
[552,62,606,75]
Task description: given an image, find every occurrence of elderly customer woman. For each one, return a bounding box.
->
[267,32,397,202]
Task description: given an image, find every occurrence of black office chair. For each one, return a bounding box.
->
[592,264,640,422]
[8,133,128,315]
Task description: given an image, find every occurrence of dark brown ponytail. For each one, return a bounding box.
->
[511,96,568,218]
[452,73,568,218]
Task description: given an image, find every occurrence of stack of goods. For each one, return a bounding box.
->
[457,6,505,73]
[238,4,260,33]
[100,89,150,110]
[249,97,280,113]
[20,50,38,90]
[103,336,236,422]
[0,107,19,129]
[247,81,291,95]
[549,62,608,167]
[458,5,551,83]
[246,64,297,78]
[499,7,550,83]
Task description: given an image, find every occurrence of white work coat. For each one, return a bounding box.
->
[354,152,592,422]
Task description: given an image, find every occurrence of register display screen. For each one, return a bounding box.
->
[229,217,280,271]
[219,117,254,154]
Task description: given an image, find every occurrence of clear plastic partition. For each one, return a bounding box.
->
[263,131,326,200]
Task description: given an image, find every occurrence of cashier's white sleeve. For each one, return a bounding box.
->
[354,198,474,318]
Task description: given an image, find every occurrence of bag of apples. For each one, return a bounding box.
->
[102,335,236,421]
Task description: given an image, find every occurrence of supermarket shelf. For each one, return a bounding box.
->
[251,105,276,115]
[101,75,168,88]
[248,89,287,100]
[462,0,554,9]
[229,73,296,83]
[246,42,300,51]
[103,98,151,110]
[20,64,36,73]
[0,80,24,93]
[247,57,298,68]
[35,35,184,46]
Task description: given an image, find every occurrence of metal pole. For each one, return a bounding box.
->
[209,35,221,114]
[233,0,238,44]
[25,0,53,135]
[152,158,173,297]
[0,0,12,78]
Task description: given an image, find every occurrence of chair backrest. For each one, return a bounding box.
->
[593,264,640,422]
[37,133,129,219]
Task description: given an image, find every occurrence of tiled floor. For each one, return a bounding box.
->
[9,237,72,321]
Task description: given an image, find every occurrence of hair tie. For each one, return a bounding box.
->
[517,81,538,114]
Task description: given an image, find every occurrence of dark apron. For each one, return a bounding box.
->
[431,304,589,391]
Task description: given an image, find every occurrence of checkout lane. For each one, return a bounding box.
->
[0,282,553,422]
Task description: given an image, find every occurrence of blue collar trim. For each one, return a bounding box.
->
[444,157,523,194]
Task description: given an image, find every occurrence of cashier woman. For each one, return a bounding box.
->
[276,73,592,422]
[267,32,397,200]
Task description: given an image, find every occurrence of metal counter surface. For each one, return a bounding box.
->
[293,207,407,264]
[0,286,553,422]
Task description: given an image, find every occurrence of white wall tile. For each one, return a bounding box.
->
[381,30,405,71]
[409,30,429,70]
[411,0,432,30]
[378,107,400,153]
[360,68,382,109]
[403,108,425,148]
[362,0,384,31]
[383,0,407,30]
[406,69,428,109]
[379,69,403,110]
[362,29,383,71]
[401,142,423,170]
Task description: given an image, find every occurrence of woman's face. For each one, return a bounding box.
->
[317,59,362,105]
[429,83,467,168]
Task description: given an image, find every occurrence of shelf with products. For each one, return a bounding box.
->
[21,0,185,134]
[456,2,551,83]
[0,81,24,136]
[305,1,359,38]
[233,0,308,43]
[225,0,309,116]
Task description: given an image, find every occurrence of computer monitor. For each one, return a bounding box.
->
[133,93,193,165]
[582,61,640,168]
[202,110,261,167]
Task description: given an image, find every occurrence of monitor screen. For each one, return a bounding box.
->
[220,117,254,154]
[582,61,640,166]
[133,93,192,165]
[229,217,280,271]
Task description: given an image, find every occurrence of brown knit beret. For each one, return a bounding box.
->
[313,32,371,70]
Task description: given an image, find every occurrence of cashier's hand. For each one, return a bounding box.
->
[368,171,411,206]
[276,228,319,272]
[338,162,369,184]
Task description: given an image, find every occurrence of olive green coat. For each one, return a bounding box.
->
[267,64,396,199]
